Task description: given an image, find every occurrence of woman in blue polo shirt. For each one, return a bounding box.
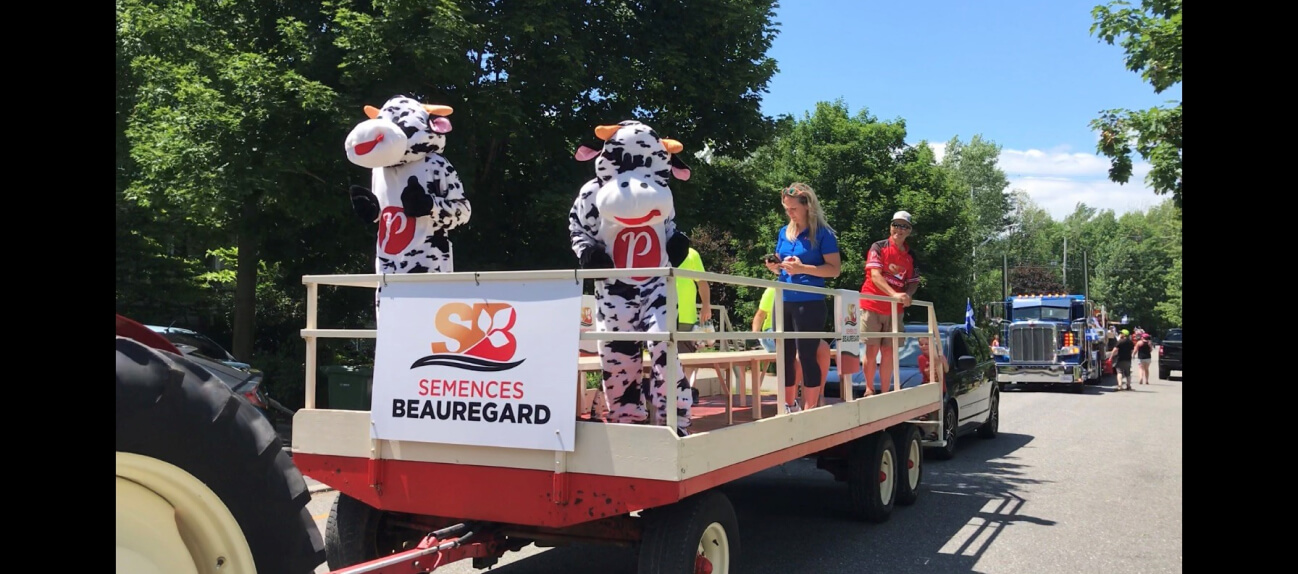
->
[772,182,841,412]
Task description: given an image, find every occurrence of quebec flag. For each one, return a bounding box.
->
[965,298,976,333]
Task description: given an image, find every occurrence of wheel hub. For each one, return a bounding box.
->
[116,452,255,574]
[697,522,729,574]
[879,449,895,504]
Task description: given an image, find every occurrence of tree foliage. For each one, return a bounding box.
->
[116,1,1186,410]
[719,101,971,325]
[1090,0,1182,209]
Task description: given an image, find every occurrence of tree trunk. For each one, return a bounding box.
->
[232,197,259,361]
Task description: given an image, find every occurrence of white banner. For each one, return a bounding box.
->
[835,290,862,389]
[372,278,581,451]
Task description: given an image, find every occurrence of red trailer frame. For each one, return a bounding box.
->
[296,269,942,573]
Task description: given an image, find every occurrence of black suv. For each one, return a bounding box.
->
[1159,328,1182,379]
[825,323,1000,460]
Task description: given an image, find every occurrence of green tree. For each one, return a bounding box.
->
[938,135,1013,314]
[1146,201,1182,327]
[1090,0,1182,209]
[1086,207,1176,334]
[117,0,346,362]
[329,0,780,274]
[729,101,971,324]
[1001,191,1063,294]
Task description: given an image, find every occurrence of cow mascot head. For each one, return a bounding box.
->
[567,120,694,435]
[343,95,472,313]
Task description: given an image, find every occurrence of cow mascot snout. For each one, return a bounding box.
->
[344,95,472,314]
[568,120,694,436]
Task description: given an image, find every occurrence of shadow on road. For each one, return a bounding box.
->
[472,431,1045,574]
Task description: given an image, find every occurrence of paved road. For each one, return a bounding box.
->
[306,363,1182,573]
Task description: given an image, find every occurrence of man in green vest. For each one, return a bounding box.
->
[676,247,712,384]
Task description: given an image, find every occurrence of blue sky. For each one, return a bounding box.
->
[759,0,1181,220]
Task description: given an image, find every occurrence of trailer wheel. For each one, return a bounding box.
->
[638,490,739,574]
[326,492,430,569]
[891,425,923,506]
[977,387,1000,439]
[929,402,958,461]
[116,337,325,574]
[848,431,897,523]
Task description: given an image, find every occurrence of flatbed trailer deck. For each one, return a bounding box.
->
[296,268,942,573]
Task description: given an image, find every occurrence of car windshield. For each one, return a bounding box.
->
[1163,329,1182,342]
[160,331,235,361]
[1012,307,1070,321]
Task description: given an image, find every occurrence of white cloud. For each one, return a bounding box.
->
[928,143,1164,220]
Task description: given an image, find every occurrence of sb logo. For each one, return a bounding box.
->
[432,302,518,362]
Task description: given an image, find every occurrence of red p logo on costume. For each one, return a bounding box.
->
[614,227,661,281]
[410,302,525,371]
[378,207,416,255]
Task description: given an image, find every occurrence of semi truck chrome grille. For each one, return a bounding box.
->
[1010,324,1056,362]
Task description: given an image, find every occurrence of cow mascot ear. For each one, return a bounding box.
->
[425,104,453,134]
[661,138,691,181]
[574,144,601,162]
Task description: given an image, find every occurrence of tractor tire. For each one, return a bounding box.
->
[116,336,325,574]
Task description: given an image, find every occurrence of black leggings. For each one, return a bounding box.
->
[782,299,827,388]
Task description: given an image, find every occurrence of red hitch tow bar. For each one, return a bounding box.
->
[329,522,492,574]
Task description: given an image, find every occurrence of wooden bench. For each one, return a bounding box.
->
[578,349,777,425]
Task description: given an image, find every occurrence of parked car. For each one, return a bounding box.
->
[826,323,999,460]
[1159,327,1182,379]
[145,324,273,419]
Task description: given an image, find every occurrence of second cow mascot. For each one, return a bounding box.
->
[568,120,694,436]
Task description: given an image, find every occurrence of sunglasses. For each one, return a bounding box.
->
[891,223,912,230]
[782,186,809,205]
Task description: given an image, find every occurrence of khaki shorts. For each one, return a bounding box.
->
[862,310,895,348]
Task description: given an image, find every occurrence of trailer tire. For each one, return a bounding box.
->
[891,425,923,506]
[116,336,325,574]
[929,402,959,461]
[848,431,897,523]
[638,490,739,574]
[326,492,431,570]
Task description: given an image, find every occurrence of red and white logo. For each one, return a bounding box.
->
[411,302,524,371]
[378,207,416,255]
[613,227,661,281]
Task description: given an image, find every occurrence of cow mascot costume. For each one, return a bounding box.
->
[344,95,472,313]
[568,120,694,436]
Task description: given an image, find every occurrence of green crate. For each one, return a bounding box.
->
[320,365,373,411]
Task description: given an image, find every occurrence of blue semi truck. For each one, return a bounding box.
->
[992,293,1109,393]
